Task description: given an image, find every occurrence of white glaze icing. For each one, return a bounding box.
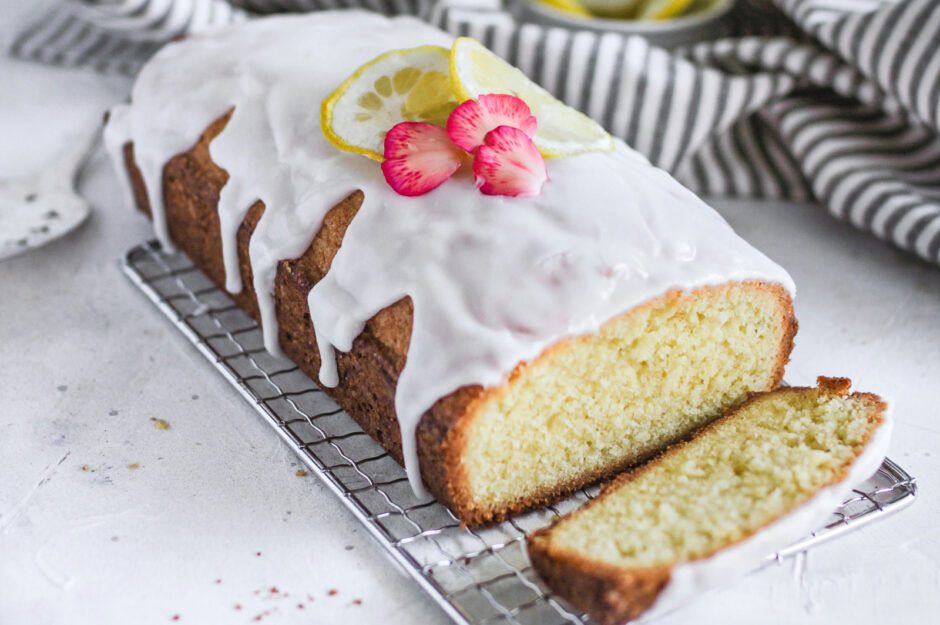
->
[103,105,136,214]
[638,408,894,623]
[105,10,795,494]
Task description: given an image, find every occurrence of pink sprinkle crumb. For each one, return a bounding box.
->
[171,616,180,622]
[328,589,338,596]
[234,604,242,611]
[297,604,305,610]
[214,579,222,584]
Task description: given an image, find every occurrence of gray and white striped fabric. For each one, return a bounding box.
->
[9,0,246,75]
[9,0,940,265]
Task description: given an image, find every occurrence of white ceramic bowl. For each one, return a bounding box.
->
[516,0,736,48]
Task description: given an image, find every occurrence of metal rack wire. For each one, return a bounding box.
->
[122,240,917,625]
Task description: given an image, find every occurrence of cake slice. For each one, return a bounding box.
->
[528,377,890,625]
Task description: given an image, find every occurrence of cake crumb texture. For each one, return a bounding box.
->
[456,282,794,520]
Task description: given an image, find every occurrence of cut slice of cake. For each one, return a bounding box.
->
[528,377,891,625]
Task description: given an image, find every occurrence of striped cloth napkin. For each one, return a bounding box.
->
[9,0,940,266]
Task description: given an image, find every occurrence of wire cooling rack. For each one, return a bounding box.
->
[123,240,917,625]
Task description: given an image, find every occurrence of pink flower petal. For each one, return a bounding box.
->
[447,94,537,153]
[473,126,548,198]
[382,122,464,196]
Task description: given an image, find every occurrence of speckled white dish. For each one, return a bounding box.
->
[0,128,97,261]
[516,0,735,48]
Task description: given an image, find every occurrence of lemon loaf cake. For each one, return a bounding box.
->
[104,11,797,525]
[528,378,891,624]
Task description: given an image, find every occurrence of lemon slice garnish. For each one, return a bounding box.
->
[635,0,695,20]
[449,37,613,158]
[533,0,593,18]
[321,45,459,161]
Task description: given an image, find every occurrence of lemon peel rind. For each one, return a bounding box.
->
[534,0,593,18]
[636,0,696,20]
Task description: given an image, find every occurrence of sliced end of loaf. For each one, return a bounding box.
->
[527,377,888,625]
[438,281,796,525]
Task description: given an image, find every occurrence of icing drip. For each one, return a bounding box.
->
[107,11,796,495]
[103,105,135,212]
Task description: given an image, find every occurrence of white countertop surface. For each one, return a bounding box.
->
[1,11,938,625]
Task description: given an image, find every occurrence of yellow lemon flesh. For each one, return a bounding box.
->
[635,0,696,20]
[579,0,644,18]
[321,45,459,161]
[449,37,613,158]
[534,0,593,18]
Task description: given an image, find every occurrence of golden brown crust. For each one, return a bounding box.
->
[527,378,887,625]
[123,114,486,516]
[120,112,797,526]
[528,543,671,625]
